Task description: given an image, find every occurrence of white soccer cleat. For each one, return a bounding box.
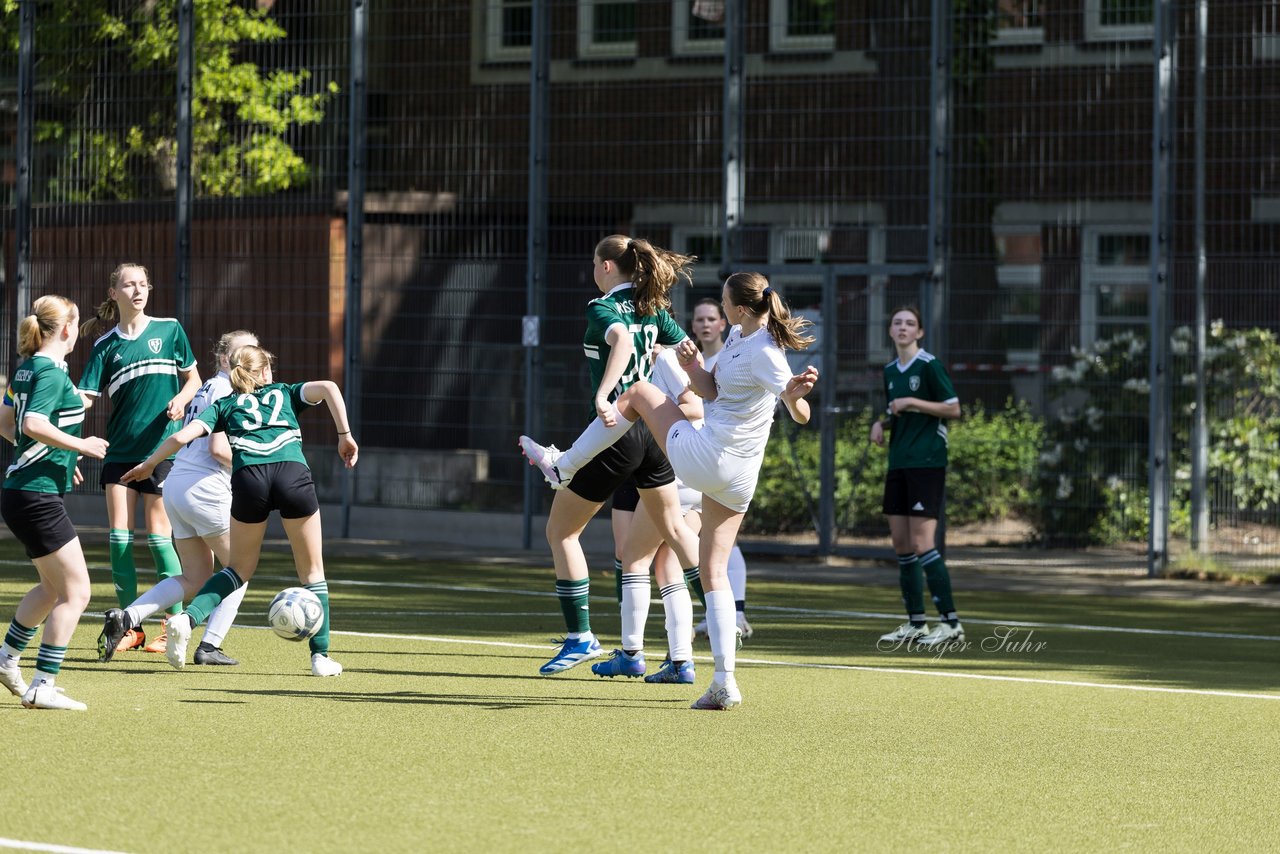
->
[736,613,753,640]
[878,622,929,643]
[165,613,193,670]
[0,658,27,698]
[518,436,569,490]
[690,678,742,711]
[915,622,965,648]
[22,683,87,711]
[311,653,343,677]
[693,617,708,638]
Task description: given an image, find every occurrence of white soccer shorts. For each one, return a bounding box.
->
[664,420,762,514]
[162,467,232,540]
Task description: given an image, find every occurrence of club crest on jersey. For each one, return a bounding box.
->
[909,376,921,391]
[148,338,163,354]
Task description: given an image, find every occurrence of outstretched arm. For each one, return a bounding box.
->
[302,381,359,469]
[120,421,205,483]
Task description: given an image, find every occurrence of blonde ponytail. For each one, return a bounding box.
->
[229,344,275,393]
[17,295,77,358]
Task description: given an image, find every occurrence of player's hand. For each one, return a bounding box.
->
[675,339,701,369]
[786,366,819,399]
[119,461,153,484]
[595,395,616,427]
[869,420,885,447]
[165,396,184,421]
[73,465,84,486]
[79,436,109,460]
[338,434,359,469]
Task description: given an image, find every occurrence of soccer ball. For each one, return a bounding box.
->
[268,587,324,641]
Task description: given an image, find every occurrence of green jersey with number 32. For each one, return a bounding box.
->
[582,284,687,419]
[196,382,318,473]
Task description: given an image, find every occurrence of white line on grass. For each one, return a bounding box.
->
[319,627,1280,703]
[0,839,132,854]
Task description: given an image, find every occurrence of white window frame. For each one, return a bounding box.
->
[994,0,1045,46]
[1081,225,1150,349]
[672,0,725,56]
[484,0,532,63]
[994,229,1043,365]
[769,0,836,53]
[1084,0,1154,43]
[578,0,639,59]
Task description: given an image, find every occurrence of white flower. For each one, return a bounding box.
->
[1170,338,1189,356]
[1106,475,1124,490]
[1056,474,1073,500]
[1085,407,1103,430]
[1039,443,1063,466]
[1210,319,1225,338]
[1073,438,1088,453]
[1122,378,1150,394]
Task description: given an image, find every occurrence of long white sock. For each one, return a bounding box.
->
[203,582,248,648]
[125,576,187,627]
[620,573,651,652]
[659,580,693,662]
[705,589,736,682]
[557,405,635,476]
[727,545,747,602]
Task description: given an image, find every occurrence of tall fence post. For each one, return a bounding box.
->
[175,0,194,325]
[927,0,950,552]
[1148,0,1176,577]
[15,0,35,317]
[817,261,836,554]
[721,0,744,275]
[342,0,367,539]
[1190,0,1209,552]
[521,0,550,550]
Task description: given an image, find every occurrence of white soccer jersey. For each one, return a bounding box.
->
[702,325,792,458]
[171,371,233,478]
[702,349,722,373]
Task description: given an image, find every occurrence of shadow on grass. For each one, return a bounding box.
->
[181,686,690,711]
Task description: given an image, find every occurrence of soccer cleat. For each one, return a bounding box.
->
[311,653,343,677]
[736,612,753,640]
[690,679,742,711]
[538,636,604,675]
[142,617,169,653]
[693,616,707,638]
[165,613,193,670]
[643,659,695,684]
[916,621,965,648]
[518,436,569,490]
[194,642,239,666]
[591,649,646,678]
[0,659,27,697]
[694,617,743,650]
[21,683,87,711]
[98,608,132,663]
[114,626,146,653]
[878,622,929,643]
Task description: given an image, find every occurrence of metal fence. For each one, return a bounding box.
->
[3,1,1279,574]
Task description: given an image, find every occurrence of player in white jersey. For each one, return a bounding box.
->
[98,331,259,665]
[522,272,818,709]
[689,298,753,642]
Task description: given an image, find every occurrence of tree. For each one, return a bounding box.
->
[2,0,337,200]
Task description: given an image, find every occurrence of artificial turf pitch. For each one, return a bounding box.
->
[0,540,1275,853]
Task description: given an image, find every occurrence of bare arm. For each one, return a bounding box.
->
[594,323,635,425]
[301,381,359,469]
[208,430,233,469]
[781,366,819,425]
[22,416,109,460]
[889,397,961,420]
[0,406,14,445]
[167,366,202,421]
[120,421,206,483]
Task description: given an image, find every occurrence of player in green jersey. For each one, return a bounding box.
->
[519,235,702,677]
[0,296,109,710]
[870,305,965,649]
[79,263,201,654]
[122,344,358,676]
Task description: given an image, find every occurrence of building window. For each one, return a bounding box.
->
[1082,228,1149,348]
[995,0,1044,46]
[1085,0,1154,42]
[1256,1,1280,61]
[485,0,532,62]
[769,0,836,53]
[579,0,638,58]
[673,0,725,55]
[995,229,1043,363]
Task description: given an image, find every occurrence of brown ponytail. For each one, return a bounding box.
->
[17,295,77,358]
[723,272,815,352]
[594,234,694,317]
[81,262,150,338]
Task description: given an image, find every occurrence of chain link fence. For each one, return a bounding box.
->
[3,1,1279,573]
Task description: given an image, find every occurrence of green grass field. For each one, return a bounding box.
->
[1,539,1276,853]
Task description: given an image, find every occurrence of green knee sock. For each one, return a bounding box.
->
[555,578,591,634]
[148,534,184,616]
[109,529,137,608]
[897,553,926,622]
[306,581,331,656]
[682,567,704,608]
[920,549,958,622]
[186,567,244,627]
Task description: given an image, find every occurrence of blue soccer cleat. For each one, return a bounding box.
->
[539,636,604,676]
[590,648,646,678]
[643,659,695,684]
